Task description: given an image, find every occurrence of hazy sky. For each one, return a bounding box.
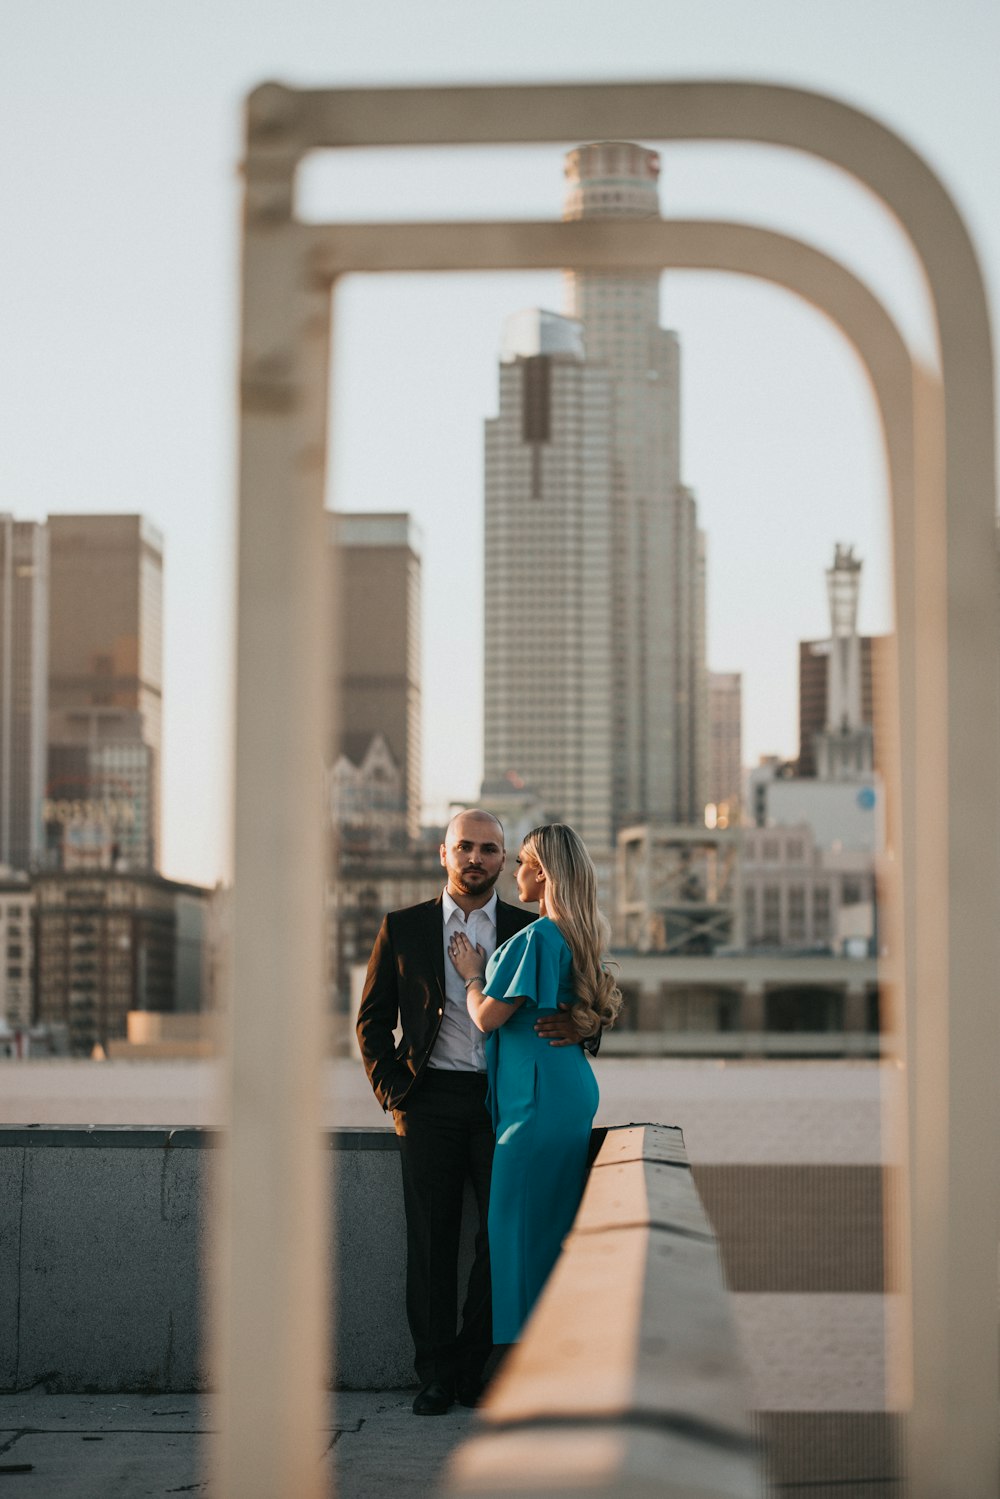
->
[3,1,998,885]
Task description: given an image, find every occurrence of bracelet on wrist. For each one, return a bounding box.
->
[464,974,484,990]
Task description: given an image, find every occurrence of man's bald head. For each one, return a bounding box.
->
[444,808,504,845]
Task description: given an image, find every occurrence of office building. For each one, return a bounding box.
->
[0,518,48,871]
[741,821,876,954]
[797,647,889,792]
[329,513,422,840]
[46,515,163,869]
[33,869,210,1055]
[483,144,707,849]
[483,310,615,848]
[708,671,742,824]
[45,710,156,869]
[0,873,33,1027]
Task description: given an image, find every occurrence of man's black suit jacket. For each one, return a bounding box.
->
[356,894,537,1113]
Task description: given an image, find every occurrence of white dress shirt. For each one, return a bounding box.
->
[430,889,499,1072]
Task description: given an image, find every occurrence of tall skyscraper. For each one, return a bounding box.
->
[329,512,422,839]
[46,515,163,869]
[484,311,615,848]
[564,141,706,828]
[484,142,707,847]
[0,517,48,871]
[797,546,879,778]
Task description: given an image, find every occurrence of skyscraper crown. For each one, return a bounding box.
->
[563,141,661,220]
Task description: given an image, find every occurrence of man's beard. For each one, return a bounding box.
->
[453,867,499,895]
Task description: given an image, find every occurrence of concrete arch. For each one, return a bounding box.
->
[220,82,998,1499]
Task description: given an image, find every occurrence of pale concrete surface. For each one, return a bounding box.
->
[733,1293,902,1412]
[16,1143,201,1393]
[0,1389,475,1497]
[0,1057,898,1163]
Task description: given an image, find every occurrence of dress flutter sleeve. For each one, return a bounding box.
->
[483,926,560,1010]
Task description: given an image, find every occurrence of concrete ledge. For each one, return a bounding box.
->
[445,1124,766,1497]
[446,1423,759,1499]
[0,1124,400,1150]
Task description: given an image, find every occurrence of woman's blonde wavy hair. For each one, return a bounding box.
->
[520,823,622,1041]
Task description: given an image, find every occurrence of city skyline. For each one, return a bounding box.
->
[3,0,997,885]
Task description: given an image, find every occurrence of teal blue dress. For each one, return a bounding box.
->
[482,916,599,1342]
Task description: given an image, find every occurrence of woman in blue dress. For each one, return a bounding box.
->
[448,823,622,1343]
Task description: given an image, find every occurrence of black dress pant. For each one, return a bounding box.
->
[393,1068,494,1389]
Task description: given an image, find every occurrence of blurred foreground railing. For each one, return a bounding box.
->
[445,1123,767,1499]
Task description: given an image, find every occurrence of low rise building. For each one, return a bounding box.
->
[33,870,212,1055]
[0,872,34,1028]
[741,821,876,953]
[749,763,883,854]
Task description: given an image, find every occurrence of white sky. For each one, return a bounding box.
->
[2,0,998,885]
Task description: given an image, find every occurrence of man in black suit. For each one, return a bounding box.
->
[356,808,578,1415]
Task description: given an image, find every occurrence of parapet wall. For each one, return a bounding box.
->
[0,1125,459,1393]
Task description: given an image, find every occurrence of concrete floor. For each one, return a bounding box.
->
[0,1388,476,1498]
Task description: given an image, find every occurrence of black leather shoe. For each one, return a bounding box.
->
[412,1380,453,1416]
[455,1377,484,1409]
